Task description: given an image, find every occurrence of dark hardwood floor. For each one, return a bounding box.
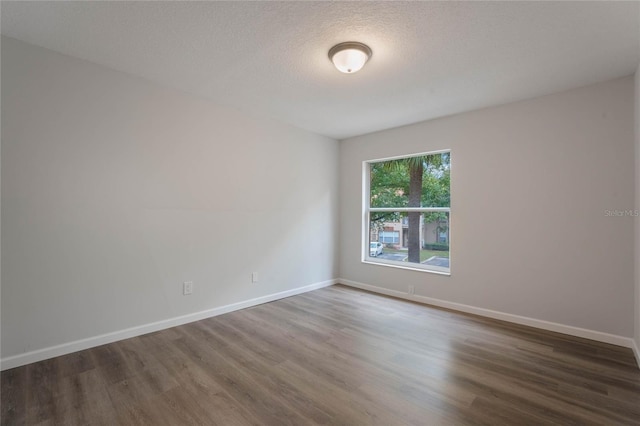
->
[2,284,640,425]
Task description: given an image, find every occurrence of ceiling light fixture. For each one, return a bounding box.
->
[328,42,372,74]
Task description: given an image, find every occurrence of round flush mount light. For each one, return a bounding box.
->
[328,42,372,74]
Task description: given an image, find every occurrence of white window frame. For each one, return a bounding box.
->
[363,149,451,275]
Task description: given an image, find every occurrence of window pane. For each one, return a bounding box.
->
[369,152,450,208]
[422,211,450,269]
[369,212,450,271]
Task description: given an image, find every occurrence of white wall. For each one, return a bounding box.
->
[1,37,339,364]
[340,76,635,339]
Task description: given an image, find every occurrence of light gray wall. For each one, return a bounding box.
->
[1,37,339,360]
[340,76,635,337]
[635,66,640,355]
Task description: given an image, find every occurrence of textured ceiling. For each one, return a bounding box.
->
[2,1,639,140]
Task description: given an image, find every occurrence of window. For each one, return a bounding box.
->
[379,231,400,244]
[364,150,450,274]
[439,230,448,244]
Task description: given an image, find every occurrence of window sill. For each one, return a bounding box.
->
[362,258,451,276]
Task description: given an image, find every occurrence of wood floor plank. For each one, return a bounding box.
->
[25,359,59,424]
[1,366,27,426]
[2,284,640,425]
[172,335,314,426]
[272,359,398,426]
[50,369,117,426]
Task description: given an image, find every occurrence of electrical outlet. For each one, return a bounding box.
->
[408,285,415,295]
[251,272,258,283]
[183,281,193,295]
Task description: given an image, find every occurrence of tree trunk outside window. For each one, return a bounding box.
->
[407,161,423,263]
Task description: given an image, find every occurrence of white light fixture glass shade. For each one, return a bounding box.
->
[329,42,372,74]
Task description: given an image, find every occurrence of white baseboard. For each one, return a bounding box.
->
[0,279,337,371]
[339,279,635,349]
